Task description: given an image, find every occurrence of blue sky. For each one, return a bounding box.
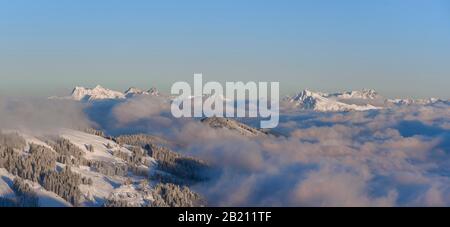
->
[0,0,449,98]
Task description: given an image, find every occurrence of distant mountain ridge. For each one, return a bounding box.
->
[54,85,161,101]
[51,86,448,112]
[327,88,381,100]
[285,88,448,112]
[71,85,126,101]
[286,89,381,112]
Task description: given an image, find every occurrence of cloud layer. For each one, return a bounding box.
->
[0,97,92,134]
[102,96,450,206]
[94,96,450,206]
[3,94,449,207]
[172,104,450,206]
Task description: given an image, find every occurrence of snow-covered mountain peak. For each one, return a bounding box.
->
[124,87,149,98]
[290,89,324,101]
[125,87,145,94]
[70,86,93,101]
[296,89,313,98]
[61,85,162,101]
[387,97,446,106]
[70,85,125,101]
[93,85,104,90]
[287,89,380,112]
[147,87,160,96]
[289,90,318,109]
[331,89,380,100]
[124,87,160,98]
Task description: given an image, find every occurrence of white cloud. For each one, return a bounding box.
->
[7,94,448,206]
[0,97,92,134]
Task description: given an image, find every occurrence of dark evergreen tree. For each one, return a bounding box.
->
[149,183,205,207]
[146,144,209,183]
[82,128,106,137]
[0,197,17,207]
[41,166,82,206]
[12,178,39,207]
[48,138,88,166]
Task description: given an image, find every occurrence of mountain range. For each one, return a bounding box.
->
[57,85,161,101]
[285,88,447,112]
[53,85,448,112]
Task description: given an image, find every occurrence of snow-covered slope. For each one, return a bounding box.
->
[285,88,450,112]
[201,117,268,137]
[51,85,161,101]
[386,97,446,106]
[0,129,205,207]
[286,89,381,112]
[71,85,126,101]
[0,168,72,207]
[327,89,381,100]
[125,87,160,98]
[59,129,128,163]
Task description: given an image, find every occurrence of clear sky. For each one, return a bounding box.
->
[0,0,449,98]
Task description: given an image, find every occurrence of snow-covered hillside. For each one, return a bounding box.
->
[328,89,381,100]
[0,129,207,207]
[201,117,268,137]
[124,87,160,98]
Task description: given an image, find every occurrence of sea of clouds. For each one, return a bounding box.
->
[1,95,449,206]
[0,97,92,134]
[95,96,450,206]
